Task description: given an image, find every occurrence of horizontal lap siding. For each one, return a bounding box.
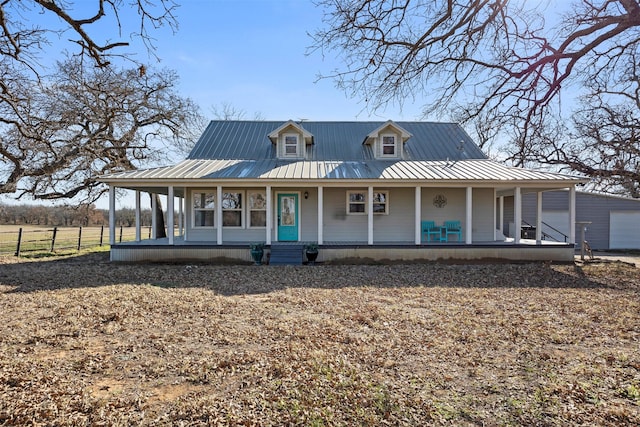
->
[322,187,416,243]
[300,188,319,242]
[421,188,466,229]
[323,188,368,242]
[373,187,414,243]
[472,188,495,241]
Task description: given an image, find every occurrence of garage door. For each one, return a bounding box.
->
[610,211,640,249]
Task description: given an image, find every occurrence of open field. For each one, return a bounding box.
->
[0,225,138,256]
[0,253,639,426]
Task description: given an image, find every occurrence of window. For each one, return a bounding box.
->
[347,190,389,215]
[381,135,396,156]
[193,192,215,227]
[372,191,389,214]
[284,134,299,157]
[248,191,267,227]
[222,192,243,227]
[347,191,366,214]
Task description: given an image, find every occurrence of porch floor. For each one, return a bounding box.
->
[112,236,571,248]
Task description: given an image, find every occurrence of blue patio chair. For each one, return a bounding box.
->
[443,220,462,242]
[421,220,442,242]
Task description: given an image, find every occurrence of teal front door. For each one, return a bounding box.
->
[277,193,298,241]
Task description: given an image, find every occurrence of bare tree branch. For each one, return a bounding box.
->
[0,59,203,202]
[311,0,640,195]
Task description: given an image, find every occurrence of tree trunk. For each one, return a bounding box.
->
[151,194,167,239]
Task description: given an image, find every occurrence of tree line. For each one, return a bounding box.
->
[0,203,156,228]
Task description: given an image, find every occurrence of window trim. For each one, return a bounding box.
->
[221,190,244,228]
[380,134,397,158]
[346,190,390,215]
[372,190,389,215]
[247,190,267,229]
[191,190,216,228]
[346,190,367,215]
[282,133,299,158]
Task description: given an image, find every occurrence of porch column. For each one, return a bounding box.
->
[317,186,324,245]
[569,186,576,244]
[492,189,497,241]
[109,185,116,245]
[184,192,189,242]
[167,186,174,245]
[498,196,504,235]
[465,187,473,244]
[536,192,543,244]
[135,190,141,242]
[216,186,223,245]
[178,194,183,237]
[266,185,272,245]
[514,187,522,244]
[151,193,157,240]
[415,186,421,245]
[368,186,374,245]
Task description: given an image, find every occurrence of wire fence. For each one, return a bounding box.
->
[0,226,149,257]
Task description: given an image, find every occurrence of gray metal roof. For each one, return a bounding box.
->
[100,120,586,186]
[102,158,582,184]
[187,120,487,161]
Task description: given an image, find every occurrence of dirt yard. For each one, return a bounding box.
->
[0,253,638,426]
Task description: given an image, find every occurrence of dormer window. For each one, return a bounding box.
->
[381,135,397,156]
[284,134,299,157]
[363,120,412,160]
[268,120,313,160]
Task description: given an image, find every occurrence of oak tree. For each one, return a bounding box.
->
[0,0,204,204]
[311,0,640,194]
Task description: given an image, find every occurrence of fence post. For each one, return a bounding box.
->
[99,225,104,246]
[119,226,123,243]
[51,227,58,252]
[77,226,83,251]
[15,228,22,257]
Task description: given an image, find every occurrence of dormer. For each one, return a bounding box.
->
[268,120,314,159]
[363,120,412,159]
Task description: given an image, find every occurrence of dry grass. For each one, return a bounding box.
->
[0,253,638,426]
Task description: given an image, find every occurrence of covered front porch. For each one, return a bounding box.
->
[110,180,575,262]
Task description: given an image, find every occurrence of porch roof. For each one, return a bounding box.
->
[100,158,585,185]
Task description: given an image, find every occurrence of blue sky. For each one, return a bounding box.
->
[129,0,426,121]
[5,1,565,209]
[1,0,430,209]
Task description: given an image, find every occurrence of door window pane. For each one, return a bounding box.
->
[281,196,296,225]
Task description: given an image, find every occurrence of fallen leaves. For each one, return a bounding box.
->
[0,253,638,425]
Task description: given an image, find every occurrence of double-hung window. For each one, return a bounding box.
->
[347,190,389,215]
[372,191,389,214]
[283,134,299,157]
[248,191,267,227]
[193,191,215,227]
[222,192,243,227]
[347,191,366,214]
[381,135,397,157]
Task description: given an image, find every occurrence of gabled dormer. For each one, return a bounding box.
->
[363,120,412,160]
[268,120,314,159]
